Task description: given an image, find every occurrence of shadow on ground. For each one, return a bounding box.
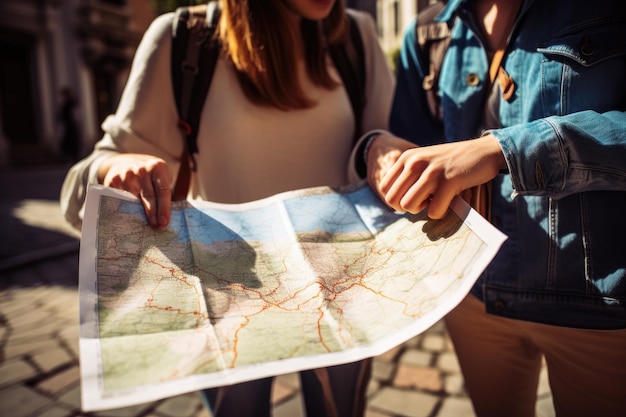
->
[0,164,80,284]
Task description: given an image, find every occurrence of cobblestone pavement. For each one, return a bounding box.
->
[0,166,555,417]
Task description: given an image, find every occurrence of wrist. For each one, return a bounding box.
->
[483,133,507,172]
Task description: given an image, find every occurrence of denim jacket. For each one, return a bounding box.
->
[390,0,626,329]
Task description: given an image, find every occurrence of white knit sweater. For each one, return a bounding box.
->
[61,9,394,229]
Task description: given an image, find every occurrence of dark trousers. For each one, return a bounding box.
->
[202,359,371,417]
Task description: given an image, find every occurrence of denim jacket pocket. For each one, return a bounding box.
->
[536,21,626,115]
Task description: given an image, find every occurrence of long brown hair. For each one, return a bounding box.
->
[217,0,348,110]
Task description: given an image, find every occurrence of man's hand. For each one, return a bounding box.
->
[373,134,506,219]
[98,154,173,227]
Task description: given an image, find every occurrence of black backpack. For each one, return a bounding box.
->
[170,3,366,200]
[414,0,451,123]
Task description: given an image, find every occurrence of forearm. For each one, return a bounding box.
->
[60,150,118,230]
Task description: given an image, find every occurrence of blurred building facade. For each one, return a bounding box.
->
[375,0,435,52]
[0,0,154,166]
[0,0,435,167]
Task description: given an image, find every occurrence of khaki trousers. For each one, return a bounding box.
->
[445,294,626,417]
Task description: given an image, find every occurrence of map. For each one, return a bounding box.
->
[78,181,506,411]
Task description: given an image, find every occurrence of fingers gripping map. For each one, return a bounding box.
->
[79,181,506,411]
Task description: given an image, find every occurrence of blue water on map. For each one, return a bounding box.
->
[117,185,406,247]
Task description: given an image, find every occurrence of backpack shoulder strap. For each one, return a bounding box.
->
[415,0,451,122]
[171,2,220,200]
[328,12,366,144]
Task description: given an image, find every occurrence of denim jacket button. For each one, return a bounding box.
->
[466,73,480,86]
[493,300,506,312]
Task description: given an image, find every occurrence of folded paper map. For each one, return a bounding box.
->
[78,181,506,411]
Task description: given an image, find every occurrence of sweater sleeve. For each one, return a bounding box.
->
[60,12,184,230]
